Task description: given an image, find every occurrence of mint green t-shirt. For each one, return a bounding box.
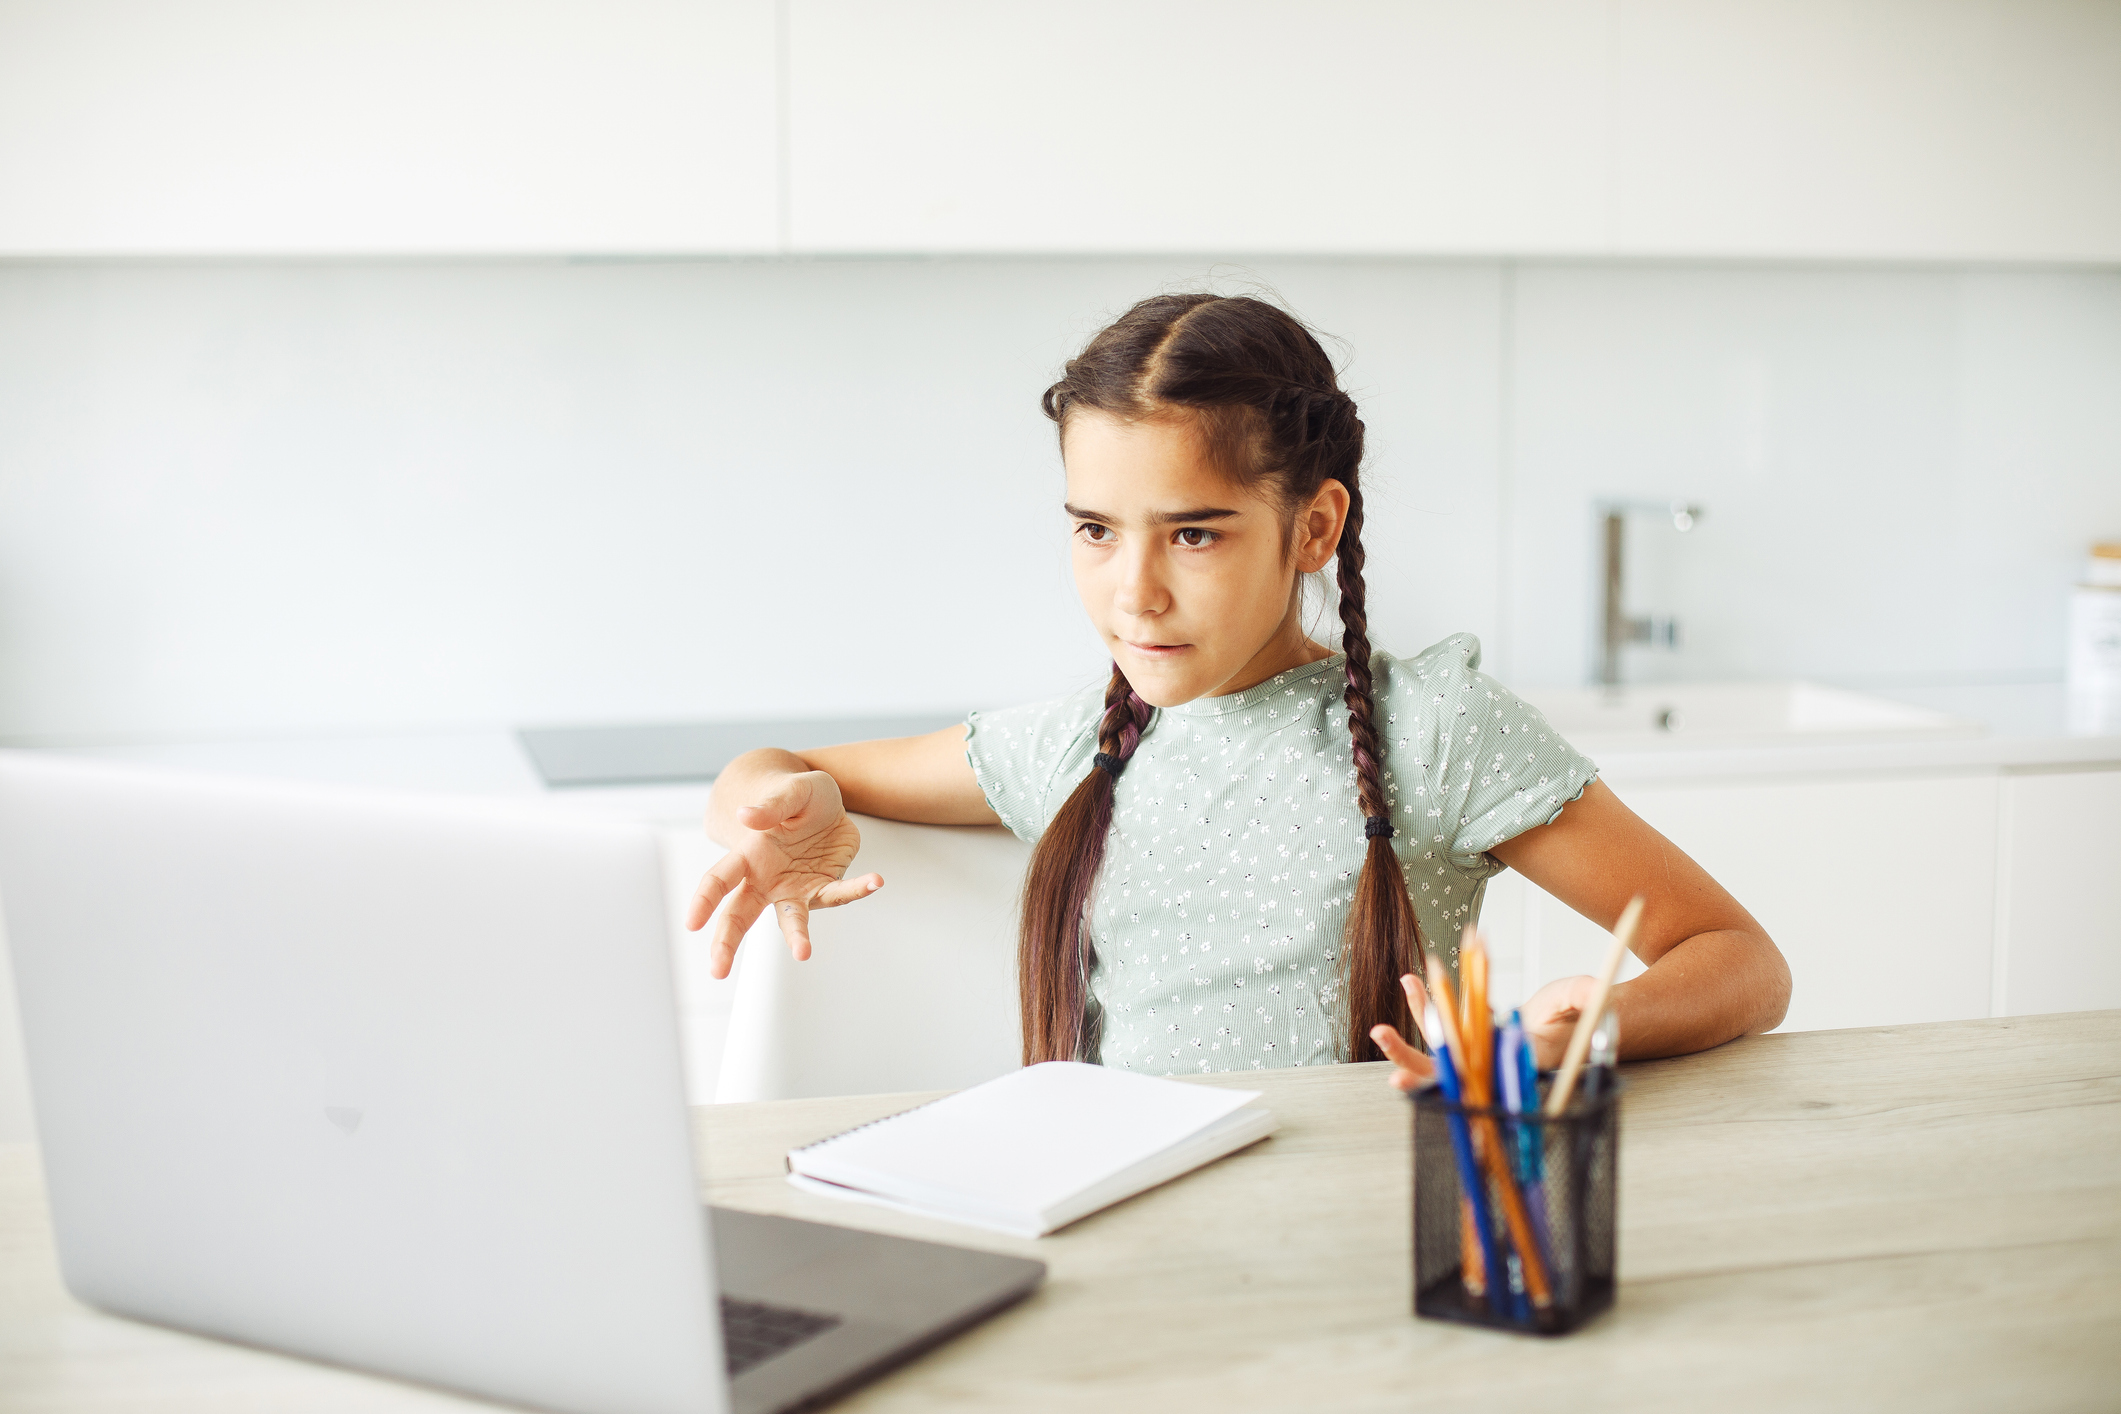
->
[964,634,1598,1075]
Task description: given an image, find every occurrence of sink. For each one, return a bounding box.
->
[1516,681,1984,749]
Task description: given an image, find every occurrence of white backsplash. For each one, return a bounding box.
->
[0,256,2116,740]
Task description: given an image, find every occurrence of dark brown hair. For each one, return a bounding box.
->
[1020,293,1423,1066]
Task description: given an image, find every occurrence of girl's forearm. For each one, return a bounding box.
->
[1607,928,1792,1060]
[705,748,813,846]
[707,731,997,839]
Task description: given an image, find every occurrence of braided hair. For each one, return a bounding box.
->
[1019,293,1423,1065]
[1014,666,1151,1063]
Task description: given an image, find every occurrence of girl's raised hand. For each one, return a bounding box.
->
[685,769,883,979]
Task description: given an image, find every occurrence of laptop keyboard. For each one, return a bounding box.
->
[720,1295,842,1377]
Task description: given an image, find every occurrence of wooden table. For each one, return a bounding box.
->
[4,1013,2118,1412]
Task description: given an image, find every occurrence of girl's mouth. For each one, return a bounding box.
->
[1123,641,1191,658]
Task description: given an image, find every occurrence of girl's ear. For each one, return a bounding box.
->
[1291,479,1352,573]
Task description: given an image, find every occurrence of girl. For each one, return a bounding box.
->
[687,294,1789,1090]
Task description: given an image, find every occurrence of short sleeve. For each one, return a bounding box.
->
[963,685,1104,845]
[1384,635,1599,879]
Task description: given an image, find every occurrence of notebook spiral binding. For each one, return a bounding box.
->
[782,1096,949,1170]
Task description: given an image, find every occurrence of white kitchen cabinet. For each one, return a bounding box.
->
[1996,770,2121,1017]
[787,0,1607,255]
[11,1,2113,260]
[0,1,778,255]
[786,0,2121,262]
[1599,0,2121,262]
[1481,772,2001,1033]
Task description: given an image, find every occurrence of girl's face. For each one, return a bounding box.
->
[1062,410,1347,707]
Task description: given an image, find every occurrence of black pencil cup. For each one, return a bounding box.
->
[1410,1081,1620,1336]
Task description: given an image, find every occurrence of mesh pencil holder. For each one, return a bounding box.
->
[1410,1081,1620,1336]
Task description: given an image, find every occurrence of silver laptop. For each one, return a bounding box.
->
[0,751,1043,1414]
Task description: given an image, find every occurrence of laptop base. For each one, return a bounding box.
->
[712,1207,1044,1414]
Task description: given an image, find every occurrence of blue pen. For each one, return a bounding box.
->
[1509,1013,1557,1275]
[1501,1012,1538,1175]
[1513,1018,1545,1173]
[1494,1017,1533,1323]
[1426,1005,1506,1313]
[1499,1014,1534,1175]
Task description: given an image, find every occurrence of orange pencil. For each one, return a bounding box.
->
[1423,963,1489,1297]
[1467,1111,1552,1307]
[1461,927,1492,1104]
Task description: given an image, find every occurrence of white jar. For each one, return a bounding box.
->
[2067,543,2121,728]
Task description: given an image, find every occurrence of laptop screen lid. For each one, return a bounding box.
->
[0,751,730,1414]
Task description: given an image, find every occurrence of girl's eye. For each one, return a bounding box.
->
[1176,527,1218,548]
[1078,522,1115,544]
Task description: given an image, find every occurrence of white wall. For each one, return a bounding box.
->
[0,257,2117,742]
[1504,264,2121,687]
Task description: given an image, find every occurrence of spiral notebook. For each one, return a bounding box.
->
[784,1061,1278,1238]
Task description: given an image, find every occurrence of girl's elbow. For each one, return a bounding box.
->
[1752,932,1793,1034]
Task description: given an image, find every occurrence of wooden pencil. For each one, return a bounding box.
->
[1543,895,1645,1118]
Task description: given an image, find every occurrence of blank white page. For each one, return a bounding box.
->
[787,1062,1260,1224]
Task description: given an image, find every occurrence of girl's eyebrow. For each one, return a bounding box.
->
[1063,503,1242,525]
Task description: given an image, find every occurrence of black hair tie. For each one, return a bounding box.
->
[1363,816,1394,840]
[1092,752,1123,777]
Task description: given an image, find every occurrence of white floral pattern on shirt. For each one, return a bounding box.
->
[965,635,1596,1075]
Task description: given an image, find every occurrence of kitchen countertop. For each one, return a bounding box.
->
[1584,682,2121,784]
[7,682,2117,803]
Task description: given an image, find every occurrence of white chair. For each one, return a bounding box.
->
[0,908,36,1144]
[712,816,1030,1102]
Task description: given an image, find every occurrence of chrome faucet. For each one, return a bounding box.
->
[1598,501,1702,690]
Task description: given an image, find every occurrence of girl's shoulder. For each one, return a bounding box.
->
[963,681,1107,843]
[1371,631,1585,762]
[1373,633,1600,868]
[1369,631,1507,733]
[1375,631,1487,686]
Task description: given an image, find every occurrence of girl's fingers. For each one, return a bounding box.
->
[733,774,814,834]
[1424,955,1456,1019]
[1370,1023,1407,1061]
[1398,971,1431,1045]
[811,873,884,909]
[685,852,749,932]
[1370,1023,1436,1087]
[707,880,768,979]
[775,898,813,962]
[1365,1017,1433,1072]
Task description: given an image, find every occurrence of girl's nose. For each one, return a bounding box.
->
[1112,548,1170,618]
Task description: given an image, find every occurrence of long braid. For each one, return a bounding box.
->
[1332,476,1424,1060]
[1096,664,1155,766]
[1336,479,1383,815]
[1016,662,1150,1063]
